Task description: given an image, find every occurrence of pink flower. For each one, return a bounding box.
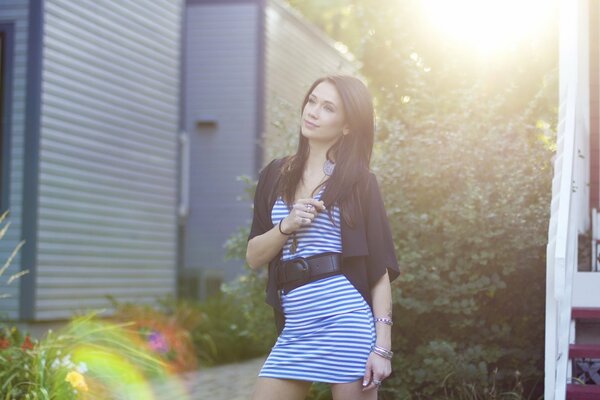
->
[147,331,168,353]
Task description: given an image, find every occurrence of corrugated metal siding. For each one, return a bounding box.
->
[35,0,182,319]
[182,3,260,288]
[263,0,359,164]
[0,0,29,320]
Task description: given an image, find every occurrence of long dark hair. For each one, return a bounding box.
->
[276,74,375,228]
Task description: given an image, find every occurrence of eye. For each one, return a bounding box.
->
[325,105,335,112]
[308,98,316,104]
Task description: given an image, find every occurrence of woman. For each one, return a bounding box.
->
[246,74,400,400]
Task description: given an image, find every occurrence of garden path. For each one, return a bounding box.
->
[152,354,268,399]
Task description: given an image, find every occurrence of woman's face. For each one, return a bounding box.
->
[301,81,349,146]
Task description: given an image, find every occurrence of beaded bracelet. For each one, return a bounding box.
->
[371,345,393,360]
[374,317,393,326]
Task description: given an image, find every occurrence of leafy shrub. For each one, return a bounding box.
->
[185,289,275,366]
[371,72,554,399]
[0,326,76,400]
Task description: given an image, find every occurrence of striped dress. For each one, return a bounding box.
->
[258,185,376,383]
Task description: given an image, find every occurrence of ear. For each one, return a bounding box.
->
[342,125,350,136]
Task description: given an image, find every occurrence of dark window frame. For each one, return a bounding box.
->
[0,22,14,214]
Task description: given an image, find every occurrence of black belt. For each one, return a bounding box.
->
[276,252,342,295]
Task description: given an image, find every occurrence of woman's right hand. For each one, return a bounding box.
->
[280,199,326,234]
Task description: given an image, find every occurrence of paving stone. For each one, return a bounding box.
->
[150,355,267,399]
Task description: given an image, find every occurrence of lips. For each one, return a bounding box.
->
[304,119,319,129]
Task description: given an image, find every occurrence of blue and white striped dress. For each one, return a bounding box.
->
[258,185,376,383]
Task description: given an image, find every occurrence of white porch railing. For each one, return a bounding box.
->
[544,0,585,396]
[544,83,578,400]
[544,65,578,400]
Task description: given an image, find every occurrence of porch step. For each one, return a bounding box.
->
[570,344,600,358]
[572,308,600,320]
[566,384,600,400]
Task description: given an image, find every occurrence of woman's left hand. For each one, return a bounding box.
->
[362,352,392,391]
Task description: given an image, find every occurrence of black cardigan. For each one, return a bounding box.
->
[247,157,400,335]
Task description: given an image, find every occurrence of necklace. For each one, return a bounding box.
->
[290,234,299,254]
[289,159,335,254]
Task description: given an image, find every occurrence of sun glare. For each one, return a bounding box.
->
[420,0,554,55]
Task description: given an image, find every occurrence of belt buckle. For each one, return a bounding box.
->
[288,257,310,283]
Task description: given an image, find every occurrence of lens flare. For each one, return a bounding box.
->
[53,314,191,399]
[420,0,555,55]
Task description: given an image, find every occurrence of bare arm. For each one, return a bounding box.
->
[245,198,326,270]
[371,270,393,349]
[246,224,290,270]
[362,269,394,392]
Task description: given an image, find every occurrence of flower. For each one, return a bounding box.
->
[77,361,88,374]
[147,331,169,354]
[0,337,9,349]
[51,353,81,371]
[65,371,88,392]
[21,335,33,350]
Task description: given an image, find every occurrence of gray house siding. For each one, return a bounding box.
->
[262,0,358,164]
[34,0,182,320]
[182,1,261,296]
[0,0,30,320]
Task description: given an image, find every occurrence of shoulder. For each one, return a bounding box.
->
[260,155,290,176]
[255,156,291,199]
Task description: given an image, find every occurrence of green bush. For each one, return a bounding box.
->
[371,71,554,399]
[221,175,282,360]
[186,289,274,366]
[121,290,275,368]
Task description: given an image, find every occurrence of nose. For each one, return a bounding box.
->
[307,105,319,120]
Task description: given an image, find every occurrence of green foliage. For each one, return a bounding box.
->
[223,177,279,361]
[185,289,275,367]
[286,0,557,120]
[306,382,334,400]
[262,94,302,164]
[371,69,553,398]
[0,209,28,309]
[114,291,275,368]
[0,326,73,400]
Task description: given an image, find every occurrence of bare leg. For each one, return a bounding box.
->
[251,377,312,400]
[331,378,378,400]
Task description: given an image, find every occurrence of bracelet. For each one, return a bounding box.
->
[278,219,293,236]
[374,317,393,326]
[371,345,393,360]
